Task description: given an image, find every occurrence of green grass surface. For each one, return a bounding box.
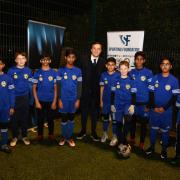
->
[0,115,180,180]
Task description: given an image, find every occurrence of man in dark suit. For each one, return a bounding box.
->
[76,41,106,141]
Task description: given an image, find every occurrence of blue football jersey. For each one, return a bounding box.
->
[99,71,119,105]
[149,73,179,107]
[33,68,57,102]
[112,76,137,106]
[7,66,32,96]
[129,67,153,103]
[0,73,15,109]
[57,66,82,101]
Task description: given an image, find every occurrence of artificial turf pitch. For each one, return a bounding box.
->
[0,115,180,180]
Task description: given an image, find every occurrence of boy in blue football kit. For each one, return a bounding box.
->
[111,61,137,152]
[99,57,119,146]
[0,58,15,153]
[57,48,82,147]
[129,51,153,150]
[146,57,179,159]
[8,52,32,147]
[33,55,57,141]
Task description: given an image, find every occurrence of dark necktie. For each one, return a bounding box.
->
[93,59,97,65]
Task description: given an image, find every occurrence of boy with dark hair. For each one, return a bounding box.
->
[0,57,15,153]
[129,51,153,150]
[57,48,82,147]
[146,57,179,159]
[100,57,119,145]
[32,54,57,141]
[8,51,32,146]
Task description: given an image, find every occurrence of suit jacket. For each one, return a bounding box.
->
[77,55,106,102]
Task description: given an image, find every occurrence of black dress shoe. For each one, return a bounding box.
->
[90,133,99,142]
[76,131,86,140]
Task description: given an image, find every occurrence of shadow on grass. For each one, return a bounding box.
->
[74,132,132,161]
[132,145,180,168]
[74,132,180,167]
[30,136,60,147]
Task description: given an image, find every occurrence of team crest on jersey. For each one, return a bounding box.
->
[1,81,7,87]
[72,75,77,80]
[39,75,43,81]
[24,74,29,79]
[13,73,18,79]
[48,76,53,81]
[126,84,131,90]
[165,85,171,91]
[141,76,146,81]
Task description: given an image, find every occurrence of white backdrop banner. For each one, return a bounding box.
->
[107,31,144,68]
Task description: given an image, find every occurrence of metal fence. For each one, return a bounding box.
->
[0,0,91,69]
[144,47,180,77]
[0,0,180,77]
